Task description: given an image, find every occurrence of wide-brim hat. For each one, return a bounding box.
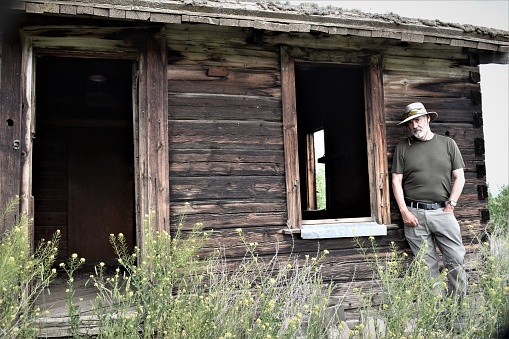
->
[399,102,438,125]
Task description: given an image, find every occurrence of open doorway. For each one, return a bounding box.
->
[295,64,371,220]
[33,57,135,265]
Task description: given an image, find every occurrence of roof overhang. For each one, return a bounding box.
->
[8,0,509,54]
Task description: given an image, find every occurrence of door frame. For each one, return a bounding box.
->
[19,25,170,254]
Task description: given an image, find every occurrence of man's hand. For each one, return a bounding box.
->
[392,172,419,227]
[401,208,419,227]
[444,204,455,213]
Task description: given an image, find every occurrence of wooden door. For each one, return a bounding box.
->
[68,127,134,264]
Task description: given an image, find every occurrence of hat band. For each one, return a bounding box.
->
[401,108,427,120]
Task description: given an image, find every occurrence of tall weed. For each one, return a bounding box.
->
[0,197,59,338]
[355,223,509,338]
[88,212,336,338]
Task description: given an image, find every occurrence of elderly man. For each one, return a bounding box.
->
[391,102,466,297]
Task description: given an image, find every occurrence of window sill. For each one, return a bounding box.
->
[281,222,399,239]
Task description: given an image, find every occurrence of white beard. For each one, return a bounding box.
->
[411,124,429,141]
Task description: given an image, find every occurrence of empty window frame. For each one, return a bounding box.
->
[296,64,371,220]
[281,49,390,229]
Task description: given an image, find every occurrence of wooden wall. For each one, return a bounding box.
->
[165,23,488,320]
[167,24,289,254]
[0,17,489,323]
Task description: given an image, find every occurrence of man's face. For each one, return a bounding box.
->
[406,114,430,140]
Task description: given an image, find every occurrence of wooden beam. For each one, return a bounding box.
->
[280,47,302,229]
[145,27,170,232]
[0,27,22,233]
[364,55,391,224]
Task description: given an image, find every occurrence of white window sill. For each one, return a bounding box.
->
[281,220,396,239]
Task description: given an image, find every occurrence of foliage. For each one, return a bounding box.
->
[316,163,326,210]
[0,197,59,338]
[489,184,509,232]
[355,225,509,338]
[59,253,86,337]
[88,210,335,338]
[354,237,455,338]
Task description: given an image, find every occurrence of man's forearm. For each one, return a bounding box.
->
[449,168,465,203]
[392,173,408,213]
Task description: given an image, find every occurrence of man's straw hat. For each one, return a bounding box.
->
[399,102,438,125]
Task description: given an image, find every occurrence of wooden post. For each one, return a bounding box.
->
[364,55,390,225]
[139,27,170,233]
[0,26,22,233]
[280,47,302,229]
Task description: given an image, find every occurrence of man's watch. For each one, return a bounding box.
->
[446,200,457,207]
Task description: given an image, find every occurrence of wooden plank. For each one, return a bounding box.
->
[383,73,481,99]
[384,55,476,78]
[384,96,480,124]
[169,148,283,164]
[0,26,22,232]
[167,66,281,97]
[136,39,149,252]
[19,35,35,252]
[304,133,316,210]
[171,199,287,216]
[280,47,301,229]
[171,211,288,230]
[168,120,284,150]
[170,160,284,177]
[284,46,372,65]
[22,26,143,56]
[169,176,286,201]
[364,55,391,224]
[167,42,279,69]
[168,93,282,122]
[145,27,170,232]
[167,23,258,46]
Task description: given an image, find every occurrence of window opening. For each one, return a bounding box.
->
[314,130,326,211]
[304,129,326,211]
[296,64,371,221]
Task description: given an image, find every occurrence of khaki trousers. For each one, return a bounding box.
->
[404,207,467,297]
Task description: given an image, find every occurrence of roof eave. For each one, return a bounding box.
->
[9,0,509,54]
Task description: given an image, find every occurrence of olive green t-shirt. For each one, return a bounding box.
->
[392,134,465,202]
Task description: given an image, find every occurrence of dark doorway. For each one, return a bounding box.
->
[295,64,371,220]
[33,57,135,264]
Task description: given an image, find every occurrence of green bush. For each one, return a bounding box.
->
[489,185,509,232]
[88,211,336,338]
[0,197,59,338]
[355,224,509,338]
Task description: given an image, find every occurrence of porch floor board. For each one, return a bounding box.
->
[34,274,101,338]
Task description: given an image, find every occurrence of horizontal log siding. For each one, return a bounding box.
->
[162,23,487,322]
[166,24,287,239]
[383,52,486,227]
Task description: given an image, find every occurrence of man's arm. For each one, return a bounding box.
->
[444,168,465,213]
[392,173,419,227]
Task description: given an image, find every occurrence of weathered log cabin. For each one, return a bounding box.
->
[1,0,508,325]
